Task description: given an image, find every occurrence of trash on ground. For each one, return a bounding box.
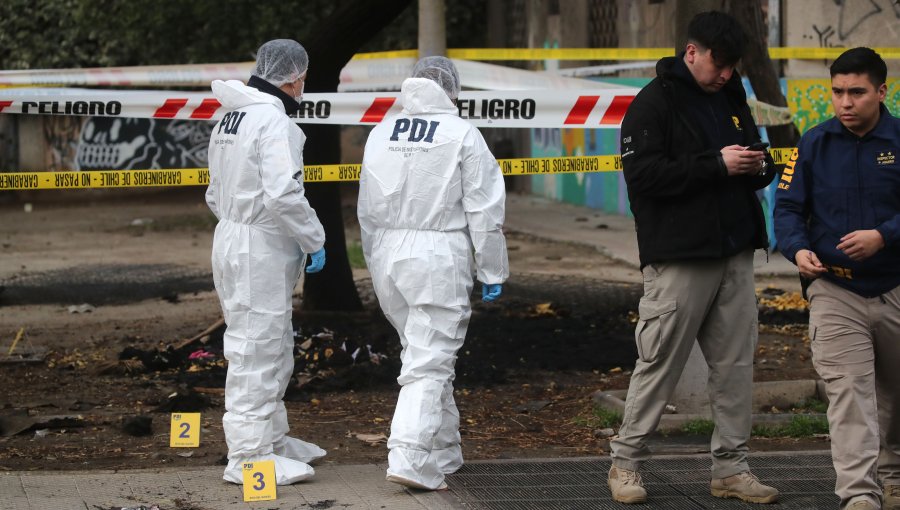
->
[122,415,153,436]
[529,302,557,317]
[352,432,387,446]
[152,390,210,413]
[188,349,215,360]
[68,303,96,314]
[0,412,84,436]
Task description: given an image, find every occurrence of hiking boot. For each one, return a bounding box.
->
[710,471,779,504]
[608,466,647,504]
[846,500,877,510]
[885,484,900,510]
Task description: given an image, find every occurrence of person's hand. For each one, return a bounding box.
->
[837,230,884,261]
[482,283,502,302]
[721,144,766,176]
[306,247,326,273]
[795,249,827,279]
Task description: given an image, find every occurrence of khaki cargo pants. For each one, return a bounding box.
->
[808,278,900,509]
[610,250,757,479]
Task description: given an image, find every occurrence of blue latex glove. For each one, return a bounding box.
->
[306,247,326,273]
[482,283,502,302]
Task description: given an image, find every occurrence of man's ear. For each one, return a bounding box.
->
[685,43,697,64]
[878,82,887,103]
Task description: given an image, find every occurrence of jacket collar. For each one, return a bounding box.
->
[247,75,301,116]
[823,103,895,140]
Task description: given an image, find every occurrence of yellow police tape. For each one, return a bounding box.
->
[352,48,900,61]
[0,150,796,191]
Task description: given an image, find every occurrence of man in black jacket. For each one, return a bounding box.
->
[607,11,778,505]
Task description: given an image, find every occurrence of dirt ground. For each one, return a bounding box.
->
[0,188,823,473]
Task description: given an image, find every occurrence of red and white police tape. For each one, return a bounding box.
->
[0,87,638,129]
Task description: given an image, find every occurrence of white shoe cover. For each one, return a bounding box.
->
[387,447,446,490]
[223,454,315,485]
[273,436,327,464]
[386,472,448,491]
[433,445,463,474]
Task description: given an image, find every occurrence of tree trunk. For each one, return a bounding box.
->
[300,0,414,311]
[727,0,800,148]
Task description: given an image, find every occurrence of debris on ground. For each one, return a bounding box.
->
[68,303,96,314]
[352,432,388,446]
[0,411,84,436]
[152,390,210,413]
[122,415,153,437]
[757,287,809,325]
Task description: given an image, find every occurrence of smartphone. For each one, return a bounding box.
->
[746,141,769,151]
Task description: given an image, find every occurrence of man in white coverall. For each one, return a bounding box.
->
[358,56,509,491]
[207,39,328,485]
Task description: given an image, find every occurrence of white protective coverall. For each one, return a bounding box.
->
[207,78,326,485]
[358,76,509,489]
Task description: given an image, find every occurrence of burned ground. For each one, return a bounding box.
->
[0,192,820,472]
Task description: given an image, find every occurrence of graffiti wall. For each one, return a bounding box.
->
[40,117,212,172]
[530,78,642,218]
[787,78,900,134]
[785,0,900,77]
[530,76,900,250]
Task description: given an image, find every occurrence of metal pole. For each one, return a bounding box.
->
[418,0,447,58]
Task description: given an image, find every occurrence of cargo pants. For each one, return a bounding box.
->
[611,250,758,479]
[808,278,900,509]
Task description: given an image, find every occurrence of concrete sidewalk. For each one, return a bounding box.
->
[0,462,458,510]
[503,193,799,277]
[0,452,838,509]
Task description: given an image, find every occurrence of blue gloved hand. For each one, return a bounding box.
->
[306,247,326,273]
[482,283,502,302]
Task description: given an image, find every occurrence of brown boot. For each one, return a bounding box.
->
[608,465,647,504]
[710,471,779,504]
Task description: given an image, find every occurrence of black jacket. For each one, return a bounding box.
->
[620,56,775,268]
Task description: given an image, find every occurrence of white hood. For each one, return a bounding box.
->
[211,79,283,112]
[400,78,458,115]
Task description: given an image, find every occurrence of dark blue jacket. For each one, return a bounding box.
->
[774,105,900,297]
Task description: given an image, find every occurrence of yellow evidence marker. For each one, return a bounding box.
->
[169,413,201,447]
[242,461,277,502]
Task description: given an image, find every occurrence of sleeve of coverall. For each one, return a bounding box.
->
[461,127,509,285]
[258,116,326,254]
[620,91,727,197]
[356,160,375,265]
[205,170,220,220]
[773,143,812,264]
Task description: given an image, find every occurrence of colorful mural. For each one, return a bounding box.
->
[787,78,900,134]
[532,76,900,250]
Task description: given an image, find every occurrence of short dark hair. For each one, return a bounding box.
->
[687,11,747,66]
[830,47,887,87]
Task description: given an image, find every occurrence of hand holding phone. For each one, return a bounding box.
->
[746,141,769,151]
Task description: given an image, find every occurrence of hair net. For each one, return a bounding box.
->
[412,56,461,100]
[252,39,309,87]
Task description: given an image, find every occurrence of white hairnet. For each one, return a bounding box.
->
[411,56,460,100]
[252,39,309,87]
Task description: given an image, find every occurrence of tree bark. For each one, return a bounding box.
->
[300,0,414,311]
[727,0,800,148]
